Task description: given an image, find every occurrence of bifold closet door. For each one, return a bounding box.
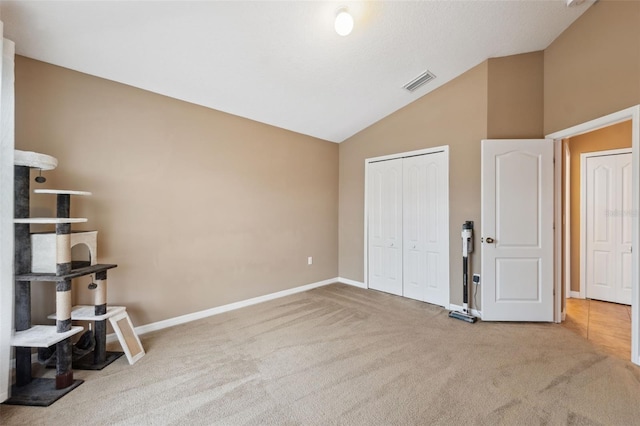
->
[368,159,403,296]
[402,153,448,306]
[367,151,448,306]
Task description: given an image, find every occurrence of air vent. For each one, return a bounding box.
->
[403,70,436,92]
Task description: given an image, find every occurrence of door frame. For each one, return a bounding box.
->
[0,36,14,403]
[363,145,450,304]
[580,148,632,301]
[564,141,572,306]
[547,105,640,366]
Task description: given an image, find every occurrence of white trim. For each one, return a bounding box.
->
[570,291,582,299]
[364,157,369,289]
[555,139,563,323]
[107,277,338,343]
[0,35,15,404]
[338,277,366,288]
[546,107,637,140]
[449,304,482,319]
[578,153,586,300]
[366,146,447,164]
[564,142,572,304]
[580,148,632,302]
[363,145,450,305]
[580,148,633,159]
[546,105,640,366]
[633,106,639,366]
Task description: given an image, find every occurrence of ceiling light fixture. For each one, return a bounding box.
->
[334,7,354,36]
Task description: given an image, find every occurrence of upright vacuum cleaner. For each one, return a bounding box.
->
[449,221,477,323]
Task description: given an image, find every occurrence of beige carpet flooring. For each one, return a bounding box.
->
[2,283,640,425]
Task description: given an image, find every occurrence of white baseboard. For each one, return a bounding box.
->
[108,277,339,343]
[337,277,366,288]
[569,291,582,299]
[10,277,339,371]
[449,304,482,319]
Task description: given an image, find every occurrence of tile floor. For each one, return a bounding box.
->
[563,298,631,360]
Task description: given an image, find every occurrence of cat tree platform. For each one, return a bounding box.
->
[11,325,84,348]
[47,305,127,370]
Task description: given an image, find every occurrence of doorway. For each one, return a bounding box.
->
[565,126,632,359]
[548,106,640,366]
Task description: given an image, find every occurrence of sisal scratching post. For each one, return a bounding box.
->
[55,280,73,389]
[93,271,108,365]
[55,194,74,389]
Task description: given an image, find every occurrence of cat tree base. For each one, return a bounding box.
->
[4,378,83,407]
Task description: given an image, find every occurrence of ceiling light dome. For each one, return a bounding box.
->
[334,8,354,36]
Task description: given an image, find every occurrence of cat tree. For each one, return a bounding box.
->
[5,150,142,407]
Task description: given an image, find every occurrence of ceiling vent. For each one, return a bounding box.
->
[403,70,436,92]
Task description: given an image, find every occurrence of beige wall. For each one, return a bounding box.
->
[339,61,489,307]
[567,121,632,293]
[488,51,544,139]
[544,0,640,135]
[15,57,339,325]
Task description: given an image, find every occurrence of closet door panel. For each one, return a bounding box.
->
[368,159,403,296]
[403,152,448,306]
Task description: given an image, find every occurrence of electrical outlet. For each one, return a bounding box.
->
[308,256,313,265]
[473,274,480,285]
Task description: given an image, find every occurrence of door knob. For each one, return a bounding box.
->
[485,237,495,244]
[389,243,394,247]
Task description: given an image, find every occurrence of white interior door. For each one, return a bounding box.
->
[481,139,554,321]
[402,153,448,306]
[585,151,632,305]
[367,159,403,296]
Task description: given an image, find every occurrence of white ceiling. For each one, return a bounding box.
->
[0,1,592,143]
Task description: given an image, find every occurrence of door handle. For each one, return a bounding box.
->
[485,237,495,244]
[389,243,394,247]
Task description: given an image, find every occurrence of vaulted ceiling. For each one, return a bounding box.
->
[0,1,592,142]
